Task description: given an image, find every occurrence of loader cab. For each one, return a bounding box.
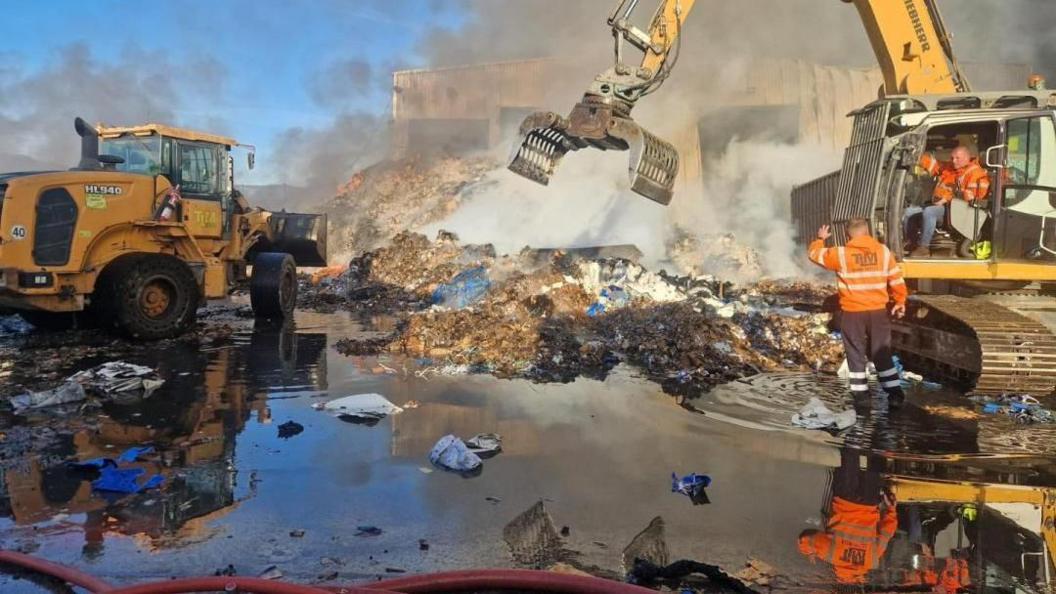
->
[98,124,243,237]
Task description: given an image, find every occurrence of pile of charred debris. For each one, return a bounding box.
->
[302,231,842,394]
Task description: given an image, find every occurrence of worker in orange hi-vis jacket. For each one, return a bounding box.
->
[904,146,991,257]
[809,218,908,407]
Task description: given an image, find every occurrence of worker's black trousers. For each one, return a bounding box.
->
[841,309,905,397]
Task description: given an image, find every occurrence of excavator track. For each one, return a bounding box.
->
[893,294,1056,395]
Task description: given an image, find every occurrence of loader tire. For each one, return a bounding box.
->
[100,254,199,340]
[251,252,297,319]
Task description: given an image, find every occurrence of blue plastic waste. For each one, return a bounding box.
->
[91,467,164,494]
[69,446,155,470]
[982,403,1002,414]
[431,267,490,309]
[586,303,606,317]
[671,472,711,498]
[0,314,34,336]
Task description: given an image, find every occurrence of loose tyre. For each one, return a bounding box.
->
[98,254,199,339]
[251,252,297,319]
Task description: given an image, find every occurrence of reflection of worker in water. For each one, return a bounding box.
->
[798,448,897,585]
[809,219,907,406]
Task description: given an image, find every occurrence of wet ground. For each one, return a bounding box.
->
[1,306,1055,593]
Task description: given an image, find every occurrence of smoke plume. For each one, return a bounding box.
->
[0,43,226,172]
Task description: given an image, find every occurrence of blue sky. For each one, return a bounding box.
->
[0,1,467,182]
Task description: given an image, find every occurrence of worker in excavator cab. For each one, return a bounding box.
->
[798,447,898,585]
[903,146,991,257]
[809,219,907,407]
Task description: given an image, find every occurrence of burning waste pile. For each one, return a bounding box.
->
[317,231,843,393]
[320,155,497,259]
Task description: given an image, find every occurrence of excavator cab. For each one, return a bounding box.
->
[507,0,693,205]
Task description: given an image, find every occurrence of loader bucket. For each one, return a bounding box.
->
[507,109,679,205]
[263,212,328,267]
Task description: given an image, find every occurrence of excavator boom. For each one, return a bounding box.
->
[845,0,970,94]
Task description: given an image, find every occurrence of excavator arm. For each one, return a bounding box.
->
[509,0,974,205]
[844,0,970,94]
[507,0,695,205]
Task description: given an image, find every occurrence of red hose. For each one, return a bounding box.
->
[0,549,653,594]
[367,569,657,594]
[0,550,113,593]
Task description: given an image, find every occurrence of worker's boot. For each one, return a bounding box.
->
[909,246,930,258]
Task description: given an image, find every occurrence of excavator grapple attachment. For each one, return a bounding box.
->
[507,112,578,187]
[507,106,679,205]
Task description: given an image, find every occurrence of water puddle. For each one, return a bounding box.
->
[0,310,1053,592]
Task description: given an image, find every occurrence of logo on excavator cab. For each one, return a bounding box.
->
[903,0,931,52]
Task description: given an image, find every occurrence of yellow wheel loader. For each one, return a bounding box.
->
[0,118,327,339]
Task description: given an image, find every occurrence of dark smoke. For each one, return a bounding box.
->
[0,43,227,172]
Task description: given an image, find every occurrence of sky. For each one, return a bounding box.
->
[0,0,466,183]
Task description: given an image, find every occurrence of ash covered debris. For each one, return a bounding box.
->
[320,232,842,395]
[320,156,496,260]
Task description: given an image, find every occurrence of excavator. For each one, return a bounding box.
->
[509,0,1056,395]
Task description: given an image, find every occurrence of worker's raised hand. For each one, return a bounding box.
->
[816,224,831,241]
[891,303,906,319]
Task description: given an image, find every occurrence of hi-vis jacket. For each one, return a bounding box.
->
[919,153,991,204]
[809,235,907,312]
[798,497,898,584]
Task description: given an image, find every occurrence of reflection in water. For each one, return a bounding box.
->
[0,320,328,555]
[801,447,1056,592]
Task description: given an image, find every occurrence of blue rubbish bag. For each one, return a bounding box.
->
[92,467,164,494]
[432,267,490,309]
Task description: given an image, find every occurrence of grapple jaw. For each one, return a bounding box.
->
[506,96,679,205]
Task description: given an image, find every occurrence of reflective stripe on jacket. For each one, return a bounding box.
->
[808,235,907,312]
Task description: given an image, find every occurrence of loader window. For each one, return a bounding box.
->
[178,143,219,197]
[99,134,162,175]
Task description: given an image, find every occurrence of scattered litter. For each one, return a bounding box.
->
[277,421,304,439]
[733,557,781,588]
[11,381,87,412]
[627,558,757,593]
[290,529,306,538]
[791,397,856,432]
[465,433,502,457]
[432,266,490,309]
[0,314,34,336]
[317,393,403,423]
[671,472,711,505]
[485,496,502,504]
[215,565,237,577]
[429,435,483,473]
[975,394,1054,424]
[418,539,429,551]
[560,526,571,537]
[69,361,164,396]
[403,400,420,409]
[384,567,407,574]
[355,526,382,537]
[258,565,284,580]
